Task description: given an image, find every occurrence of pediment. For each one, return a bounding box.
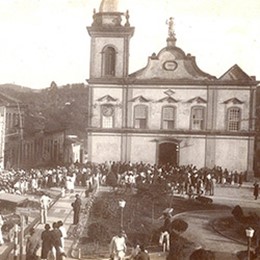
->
[223,97,244,104]
[129,46,216,81]
[219,64,253,81]
[158,96,179,103]
[187,96,207,104]
[129,96,150,102]
[97,95,118,102]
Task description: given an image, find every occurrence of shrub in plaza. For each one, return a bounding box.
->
[189,248,215,260]
[232,205,260,227]
[171,219,188,233]
[92,197,118,219]
[232,205,244,222]
[87,222,111,243]
[195,196,213,205]
[167,231,194,260]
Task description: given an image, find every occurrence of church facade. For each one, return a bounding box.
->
[86,0,258,177]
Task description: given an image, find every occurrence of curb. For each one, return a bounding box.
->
[69,186,98,259]
[210,217,247,246]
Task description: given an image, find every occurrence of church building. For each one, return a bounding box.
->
[86,0,258,178]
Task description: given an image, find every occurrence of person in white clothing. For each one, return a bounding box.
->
[110,230,127,260]
[57,220,67,250]
[39,193,52,224]
[0,214,4,245]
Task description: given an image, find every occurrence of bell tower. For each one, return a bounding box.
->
[87,0,135,81]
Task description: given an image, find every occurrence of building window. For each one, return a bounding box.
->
[191,106,205,130]
[103,46,116,76]
[162,106,176,129]
[134,105,147,129]
[227,107,240,131]
[101,104,114,128]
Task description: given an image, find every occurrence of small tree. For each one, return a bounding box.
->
[136,182,168,223]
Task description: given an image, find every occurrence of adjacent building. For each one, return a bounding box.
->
[86,0,259,179]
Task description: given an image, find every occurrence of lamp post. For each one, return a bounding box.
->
[246,227,255,260]
[119,199,126,229]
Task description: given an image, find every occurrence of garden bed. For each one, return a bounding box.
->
[78,187,229,259]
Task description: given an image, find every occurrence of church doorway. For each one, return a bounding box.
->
[158,142,178,166]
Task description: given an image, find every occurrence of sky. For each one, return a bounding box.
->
[0,0,259,89]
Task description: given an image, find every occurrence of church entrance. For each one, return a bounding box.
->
[158,142,178,166]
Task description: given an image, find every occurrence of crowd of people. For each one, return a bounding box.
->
[0,161,248,201]
[0,161,249,260]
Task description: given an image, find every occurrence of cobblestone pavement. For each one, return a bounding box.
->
[0,182,258,260]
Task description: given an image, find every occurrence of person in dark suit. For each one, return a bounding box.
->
[254,181,259,200]
[41,224,52,260]
[72,194,81,224]
[50,222,62,260]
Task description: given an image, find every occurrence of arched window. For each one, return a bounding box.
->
[227,107,241,131]
[134,105,147,129]
[102,46,116,76]
[162,106,176,129]
[191,106,205,130]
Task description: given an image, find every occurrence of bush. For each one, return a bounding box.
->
[195,196,213,205]
[92,198,118,219]
[171,219,188,233]
[232,205,244,222]
[189,248,215,260]
[87,222,111,243]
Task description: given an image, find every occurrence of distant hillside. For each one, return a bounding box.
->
[0,83,35,93]
[1,82,89,138]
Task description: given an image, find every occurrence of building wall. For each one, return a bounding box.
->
[215,136,249,171]
[89,133,121,163]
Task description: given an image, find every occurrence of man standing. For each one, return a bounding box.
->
[50,222,62,260]
[40,193,52,224]
[159,211,173,252]
[0,214,4,245]
[254,181,259,200]
[71,194,81,225]
[110,229,127,260]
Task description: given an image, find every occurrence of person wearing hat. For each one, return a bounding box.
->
[159,210,173,252]
[109,229,127,260]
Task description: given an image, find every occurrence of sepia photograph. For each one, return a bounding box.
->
[0,0,260,259]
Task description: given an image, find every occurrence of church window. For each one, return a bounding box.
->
[102,46,116,76]
[134,105,147,129]
[191,106,205,130]
[101,104,114,128]
[162,106,176,129]
[227,107,240,131]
